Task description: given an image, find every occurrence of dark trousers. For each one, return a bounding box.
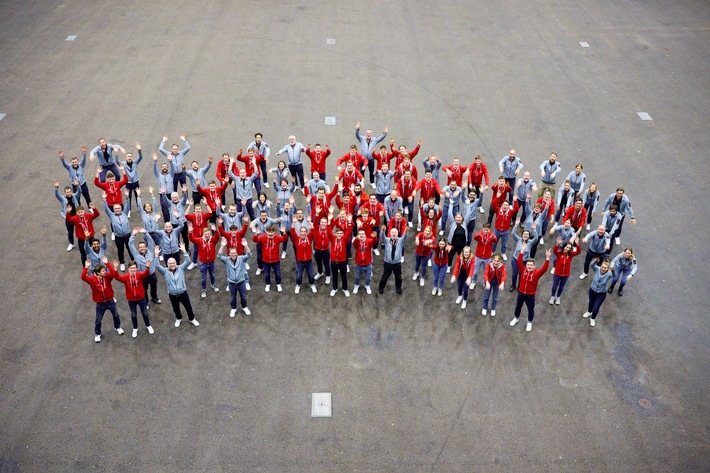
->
[72,182,92,206]
[143,272,158,303]
[95,300,121,335]
[229,281,248,309]
[263,261,282,285]
[65,220,75,245]
[200,261,216,289]
[456,271,470,299]
[505,177,516,202]
[514,293,536,322]
[296,260,315,285]
[550,274,569,297]
[379,261,402,292]
[330,261,348,290]
[128,299,150,329]
[583,203,594,224]
[164,251,181,265]
[367,158,376,184]
[583,250,606,274]
[448,242,465,266]
[588,289,607,319]
[125,181,140,213]
[78,237,88,266]
[169,291,195,320]
[236,198,255,221]
[180,224,190,253]
[516,199,527,225]
[259,160,268,183]
[172,172,186,193]
[99,163,121,182]
[115,234,133,264]
[288,163,305,188]
[315,249,331,276]
[255,243,263,270]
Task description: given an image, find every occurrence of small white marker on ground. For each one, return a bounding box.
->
[579,41,590,48]
[311,392,332,417]
[66,35,77,41]
[0,113,6,121]
[324,116,336,126]
[326,38,336,45]
[637,112,653,121]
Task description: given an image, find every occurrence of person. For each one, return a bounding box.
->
[252,225,288,292]
[269,160,292,191]
[228,164,260,221]
[337,144,368,175]
[136,188,162,250]
[54,179,81,252]
[450,246,474,309]
[431,238,450,296]
[59,146,92,206]
[129,228,162,307]
[422,154,442,182]
[253,191,273,218]
[393,154,419,181]
[152,154,174,217]
[513,171,537,224]
[602,188,637,246]
[154,220,184,264]
[566,164,586,200]
[378,227,405,295]
[248,133,271,188]
[189,225,220,298]
[103,197,133,271]
[608,248,638,296]
[446,213,468,269]
[113,259,153,338]
[355,122,388,188]
[395,170,417,226]
[465,154,490,215]
[337,160,364,193]
[65,203,100,266]
[236,147,266,195]
[510,249,551,332]
[155,243,199,327]
[554,180,575,223]
[486,176,512,225]
[303,171,329,207]
[579,225,612,279]
[535,189,556,247]
[120,143,144,217]
[351,229,377,294]
[414,169,442,216]
[420,208,442,240]
[508,228,538,293]
[482,254,506,317]
[250,211,280,276]
[290,225,317,294]
[498,149,523,202]
[81,257,123,342]
[184,157,213,206]
[471,224,498,289]
[94,166,128,211]
[217,237,252,317]
[197,178,229,218]
[389,139,422,169]
[601,205,624,254]
[562,197,587,236]
[549,240,582,305]
[312,217,332,284]
[215,153,238,204]
[441,180,462,236]
[329,225,351,297]
[538,152,561,198]
[583,259,614,327]
[90,138,124,182]
[490,199,519,260]
[185,203,213,270]
[159,135,191,192]
[413,226,436,287]
[461,190,483,246]
[374,163,395,205]
[582,182,600,231]
[277,135,307,190]
[84,227,109,272]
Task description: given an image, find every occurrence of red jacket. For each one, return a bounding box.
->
[363,201,385,222]
[337,167,363,190]
[387,217,407,237]
[420,211,441,234]
[374,150,395,170]
[185,210,213,238]
[352,236,377,266]
[252,233,288,263]
[198,183,229,212]
[189,232,220,263]
[329,234,349,263]
[466,162,490,187]
[484,262,507,284]
[81,262,116,303]
[490,182,512,208]
[537,197,555,219]
[394,161,418,181]
[114,269,150,301]
[442,164,464,186]
[218,226,249,254]
[312,226,331,251]
[290,228,314,262]
[452,255,474,278]
[390,143,420,168]
[336,152,367,170]
[396,176,417,201]
[415,232,436,257]
[415,178,442,202]
[563,206,588,229]
[309,186,339,222]
[236,153,265,177]
[94,175,128,206]
[553,245,582,277]
[432,246,450,266]
[356,216,378,238]
[67,208,100,240]
[331,216,354,236]
[216,160,237,185]
[516,254,550,295]
[492,201,520,231]
[473,230,498,259]
[305,147,331,174]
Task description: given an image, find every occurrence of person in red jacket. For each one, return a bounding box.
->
[393,154,419,181]
[487,176,512,225]
[443,158,465,186]
[235,147,266,195]
[197,179,229,214]
[450,246,474,309]
[413,226,436,287]
[337,161,364,192]
[482,255,506,317]
[549,239,582,305]
[490,199,520,259]
[113,259,153,338]
[414,169,442,208]
[329,226,351,297]
[305,143,331,181]
[94,166,128,207]
[563,197,587,236]
[390,139,422,169]
[395,170,417,226]
[66,203,100,266]
[185,203,213,269]
[374,144,395,171]
[252,226,288,292]
[336,145,367,175]
[431,237,450,296]
[511,249,552,332]
[218,222,249,255]
[290,226,317,294]
[351,229,377,294]
[189,226,220,298]
[81,258,123,342]
[471,224,499,289]
[312,217,332,284]
[215,153,237,204]
[308,184,339,223]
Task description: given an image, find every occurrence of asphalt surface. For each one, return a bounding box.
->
[0,1,708,472]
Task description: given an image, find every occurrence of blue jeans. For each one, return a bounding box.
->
[263,261,282,285]
[415,254,431,278]
[472,256,490,283]
[588,288,607,319]
[296,260,315,285]
[432,262,447,289]
[94,300,121,335]
[236,198,255,221]
[483,283,500,310]
[200,261,216,290]
[456,272,470,299]
[229,281,248,309]
[354,264,372,286]
[492,228,510,254]
[611,267,632,288]
[510,259,520,287]
[128,299,150,329]
[98,163,121,182]
[550,274,569,297]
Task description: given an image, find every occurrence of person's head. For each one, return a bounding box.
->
[398,144,407,153]
[127,261,138,274]
[91,238,101,251]
[171,144,179,155]
[247,148,255,158]
[525,259,536,271]
[424,169,432,180]
[265,226,276,237]
[191,160,199,171]
[113,203,122,215]
[259,210,268,222]
[312,171,320,181]
[228,204,237,216]
[428,197,436,206]
[449,180,457,190]
[381,162,389,173]
[609,204,618,216]
[277,160,286,170]
[563,218,572,229]
[588,182,597,194]
[563,180,571,191]
[523,171,530,182]
[549,152,557,162]
[341,193,350,204]
[360,207,369,217]
[229,225,238,235]
[597,225,605,236]
[161,163,169,174]
[429,154,439,165]
[369,194,377,204]
[575,164,583,174]
[379,145,387,154]
[615,187,625,199]
[390,190,398,200]
[316,187,325,198]
[623,247,634,259]
[239,168,247,179]
[562,242,573,254]
[353,183,362,194]
[427,208,436,218]
[314,143,322,153]
[543,189,551,200]
[404,169,413,180]
[288,135,296,145]
[402,155,411,165]
[437,237,447,249]
[349,145,357,156]
[501,201,510,212]
[389,227,399,239]
[283,201,291,212]
[202,227,211,239]
[170,191,179,203]
[462,246,472,259]
[295,209,304,220]
[319,217,328,229]
[63,186,73,198]
[497,176,506,186]
[137,241,147,255]
[194,204,202,215]
[521,229,531,241]
[365,129,373,139]
[164,222,173,232]
[599,260,610,273]
[474,154,483,164]
[93,264,108,277]
[167,257,177,270]
[394,210,403,221]
[335,227,344,239]
[423,226,433,238]
[491,254,503,267]
[482,223,491,233]
[345,161,354,171]
[254,133,263,144]
[468,189,477,201]
[280,179,289,190]
[106,172,115,183]
[357,229,366,241]
[454,213,463,224]
[98,138,107,149]
[574,197,583,210]
[337,208,346,220]
[258,192,267,204]
[533,203,542,214]
[222,153,230,163]
[229,247,238,260]
[509,149,516,158]
[452,157,460,167]
[125,152,133,163]
[71,156,79,168]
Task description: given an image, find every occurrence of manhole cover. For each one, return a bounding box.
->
[638,398,652,408]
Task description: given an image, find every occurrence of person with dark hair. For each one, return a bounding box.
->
[113,259,153,338]
[81,257,123,343]
[510,249,551,332]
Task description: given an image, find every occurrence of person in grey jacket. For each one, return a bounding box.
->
[249,133,271,188]
[119,143,144,217]
[579,225,611,278]
[217,238,252,318]
[59,146,92,205]
[276,135,307,190]
[583,259,614,326]
[103,196,133,271]
[355,121,388,188]
[159,134,190,192]
[378,228,406,294]
[608,248,638,296]
[155,243,199,327]
[90,138,124,182]
[602,188,637,246]
[499,150,523,202]
[54,179,81,251]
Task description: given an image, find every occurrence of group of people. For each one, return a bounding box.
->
[57,125,639,342]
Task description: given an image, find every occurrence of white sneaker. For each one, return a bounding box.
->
[479,206,485,214]
[256,268,262,276]
[187,262,197,270]
[549,296,555,304]
[310,285,317,293]
[330,289,337,297]
[482,309,487,316]
[132,329,138,338]
[412,272,419,280]
[245,263,250,270]
[446,266,451,273]
[510,317,519,327]
[201,290,206,298]
[245,282,251,291]
[66,243,75,252]
[469,282,475,290]
[539,237,544,245]
[111,232,115,241]
[579,273,588,279]
[128,210,131,218]
[550,268,555,275]
[243,307,251,316]
[120,264,126,272]
[408,221,413,228]
[583,312,592,318]
[615,237,621,246]
[264,285,270,293]
[590,318,596,327]
[353,285,359,294]
[211,285,219,292]
[419,278,425,287]
[555,297,561,305]
[190,319,199,327]
[347,265,350,272]
[461,300,467,309]
[295,285,301,294]
[343,290,350,297]
[439,230,444,236]
[325,276,331,284]
[502,253,508,261]
[428,259,432,267]
[370,182,376,189]
[585,224,591,231]
[94,334,101,342]
[281,251,287,259]
[400,256,404,263]
[159,255,164,261]
[264,182,270,188]
[230,308,237,318]
[147,326,154,334]
[437,289,442,296]
[175,319,181,327]
[374,248,380,256]
[365,286,372,294]
[115,327,124,335]
[526,322,532,332]
[432,287,437,296]
[491,310,496,317]
[276,284,282,292]
[456,295,463,304]
[314,273,323,280]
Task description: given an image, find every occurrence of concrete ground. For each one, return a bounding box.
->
[1,0,708,471]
